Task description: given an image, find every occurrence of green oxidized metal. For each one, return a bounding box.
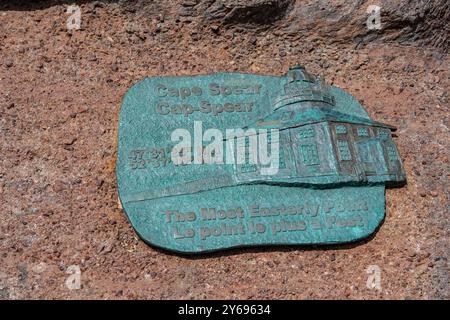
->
[116,66,406,253]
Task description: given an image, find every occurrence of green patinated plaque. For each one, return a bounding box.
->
[116,66,406,253]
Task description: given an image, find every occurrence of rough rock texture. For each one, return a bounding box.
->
[198,0,450,51]
[0,0,448,299]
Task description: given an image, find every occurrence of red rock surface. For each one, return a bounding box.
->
[0,1,448,299]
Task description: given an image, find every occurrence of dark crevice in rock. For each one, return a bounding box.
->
[203,0,294,25]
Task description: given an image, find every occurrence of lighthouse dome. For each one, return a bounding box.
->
[273,66,335,111]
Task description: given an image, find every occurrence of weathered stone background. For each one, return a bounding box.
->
[0,0,448,299]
